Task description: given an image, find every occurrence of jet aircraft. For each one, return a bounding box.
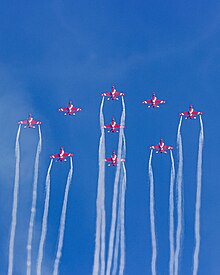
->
[58,100,82,115]
[18,114,42,128]
[101,84,125,100]
[103,117,125,133]
[150,138,173,153]
[105,150,126,166]
[142,92,166,108]
[179,104,203,119]
[50,146,74,161]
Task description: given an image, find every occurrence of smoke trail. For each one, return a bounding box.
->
[100,97,106,275]
[26,125,42,275]
[93,97,106,275]
[116,133,127,275]
[169,150,175,275]
[112,133,126,275]
[53,157,73,275]
[106,97,126,275]
[36,159,53,275]
[8,125,21,275]
[149,149,157,275]
[100,203,106,275]
[119,162,126,275]
[112,179,121,275]
[193,116,204,275]
[174,116,183,275]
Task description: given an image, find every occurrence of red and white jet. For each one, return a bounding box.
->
[142,92,166,108]
[150,138,173,153]
[103,117,125,133]
[18,114,42,128]
[105,150,126,166]
[50,146,74,161]
[101,85,125,100]
[179,104,203,119]
[58,100,82,115]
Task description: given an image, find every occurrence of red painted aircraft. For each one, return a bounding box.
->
[103,117,125,133]
[142,92,166,108]
[18,114,42,128]
[105,150,126,166]
[50,146,74,161]
[58,100,82,115]
[101,85,125,100]
[150,138,173,153]
[179,104,203,119]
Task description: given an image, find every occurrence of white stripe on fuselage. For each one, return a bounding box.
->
[60,149,65,157]
[68,104,74,111]
[28,117,33,126]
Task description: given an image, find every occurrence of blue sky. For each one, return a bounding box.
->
[0,1,219,274]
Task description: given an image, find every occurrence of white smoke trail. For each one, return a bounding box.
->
[106,97,126,275]
[53,157,73,275]
[174,116,183,275]
[26,125,42,275]
[36,159,53,275]
[169,150,175,275]
[112,133,126,275]
[8,125,21,275]
[93,97,106,275]
[112,185,121,275]
[100,203,106,275]
[99,97,106,275]
[149,149,157,275]
[119,162,126,275]
[193,116,204,275]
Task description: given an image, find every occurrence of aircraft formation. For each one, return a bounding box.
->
[13,84,204,275]
[17,84,203,159]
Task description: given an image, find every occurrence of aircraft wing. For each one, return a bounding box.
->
[163,145,173,150]
[59,107,68,112]
[114,124,121,128]
[142,100,152,104]
[179,111,188,116]
[104,124,112,129]
[116,158,126,162]
[50,154,60,159]
[105,158,112,162]
[71,107,82,111]
[115,92,124,96]
[63,153,74,157]
[32,120,42,125]
[101,92,111,97]
[18,120,28,124]
[150,145,159,149]
[192,111,203,115]
[155,99,165,104]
